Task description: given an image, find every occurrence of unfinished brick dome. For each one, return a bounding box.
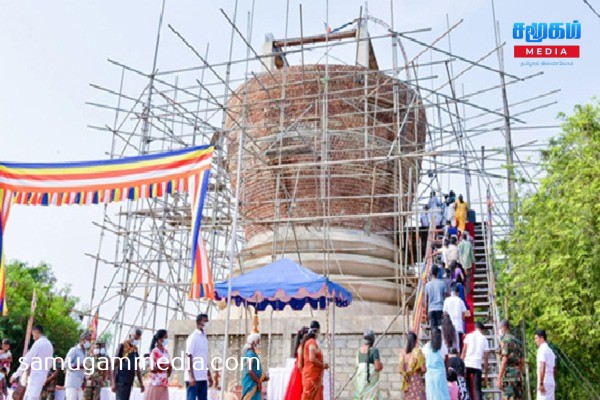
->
[226,64,426,242]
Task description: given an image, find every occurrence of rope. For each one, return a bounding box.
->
[553,345,600,399]
[411,216,438,337]
[583,0,600,20]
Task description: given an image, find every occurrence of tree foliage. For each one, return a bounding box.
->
[0,261,82,373]
[499,102,600,398]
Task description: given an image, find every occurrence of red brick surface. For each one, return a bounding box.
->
[225,65,427,240]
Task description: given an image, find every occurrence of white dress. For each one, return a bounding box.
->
[446,202,456,227]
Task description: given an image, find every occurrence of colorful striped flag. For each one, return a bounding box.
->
[188,169,213,300]
[0,145,215,315]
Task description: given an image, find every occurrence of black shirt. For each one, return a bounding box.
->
[448,355,465,379]
[114,344,139,386]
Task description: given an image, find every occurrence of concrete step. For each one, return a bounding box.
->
[482,388,504,400]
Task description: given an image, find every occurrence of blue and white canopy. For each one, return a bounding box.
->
[214,258,352,311]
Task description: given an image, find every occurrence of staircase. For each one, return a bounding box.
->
[472,222,503,400]
[412,220,504,399]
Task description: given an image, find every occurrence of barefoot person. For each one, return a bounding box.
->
[353,330,383,399]
[185,314,212,400]
[65,332,92,400]
[145,330,171,400]
[535,330,556,400]
[241,334,268,400]
[300,321,328,400]
[399,332,426,400]
[112,328,144,400]
[283,327,308,400]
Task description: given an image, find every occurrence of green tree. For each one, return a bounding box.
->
[499,102,600,399]
[0,261,82,373]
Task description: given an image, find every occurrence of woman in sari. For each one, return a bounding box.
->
[301,321,328,400]
[353,330,383,399]
[241,333,268,400]
[424,329,451,400]
[398,331,426,400]
[455,195,468,233]
[283,327,308,400]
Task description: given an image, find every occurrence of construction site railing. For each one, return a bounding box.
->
[481,217,505,399]
[411,215,438,337]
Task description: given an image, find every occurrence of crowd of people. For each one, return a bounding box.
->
[5,319,194,400]
[0,190,558,400]
[399,309,556,400]
[0,314,559,400]
[413,190,557,400]
[421,190,469,233]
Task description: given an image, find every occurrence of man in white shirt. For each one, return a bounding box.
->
[443,284,467,351]
[445,236,460,268]
[11,324,54,400]
[535,329,556,400]
[65,332,92,400]
[461,321,489,400]
[186,314,213,400]
[446,199,456,227]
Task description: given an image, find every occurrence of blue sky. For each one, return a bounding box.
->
[0,0,597,344]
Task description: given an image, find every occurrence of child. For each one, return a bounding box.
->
[447,367,459,400]
[0,340,11,373]
[448,348,470,400]
[0,367,9,400]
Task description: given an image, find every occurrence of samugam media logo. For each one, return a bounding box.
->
[513,21,581,58]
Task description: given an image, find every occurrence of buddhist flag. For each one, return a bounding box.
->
[189,169,214,300]
[0,145,214,315]
[90,309,99,342]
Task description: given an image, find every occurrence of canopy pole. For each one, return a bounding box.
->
[324,298,332,400]
[267,308,274,370]
[252,308,259,333]
[330,301,336,399]
[244,301,249,337]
